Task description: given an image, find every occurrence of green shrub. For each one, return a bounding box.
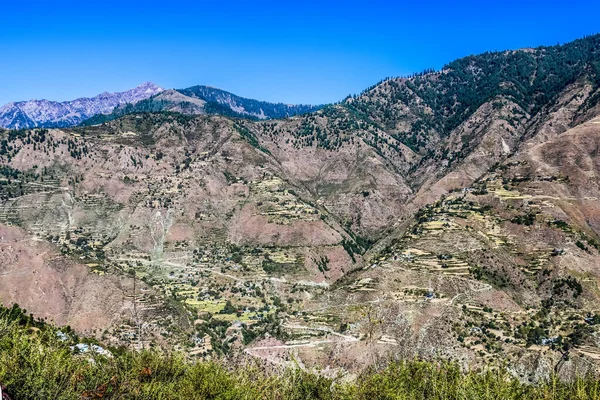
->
[1,307,600,399]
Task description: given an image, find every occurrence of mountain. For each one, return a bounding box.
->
[178,85,324,119]
[1,34,600,380]
[81,85,324,125]
[0,82,164,129]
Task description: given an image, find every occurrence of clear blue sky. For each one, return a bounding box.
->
[2,0,599,106]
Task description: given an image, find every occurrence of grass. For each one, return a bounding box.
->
[1,305,600,399]
[185,299,227,313]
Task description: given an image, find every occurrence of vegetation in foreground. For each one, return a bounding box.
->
[0,304,599,400]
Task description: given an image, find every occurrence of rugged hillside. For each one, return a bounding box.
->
[0,223,186,350]
[350,35,600,200]
[242,114,600,379]
[328,115,600,377]
[0,83,163,129]
[0,113,389,355]
[2,34,600,378]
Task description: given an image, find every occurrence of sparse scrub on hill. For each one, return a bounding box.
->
[1,305,600,399]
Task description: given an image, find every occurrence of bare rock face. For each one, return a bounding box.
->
[2,35,600,378]
[0,224,176,344]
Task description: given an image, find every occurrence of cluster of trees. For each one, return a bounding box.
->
[345,34,600,155]
[180,85,323,119]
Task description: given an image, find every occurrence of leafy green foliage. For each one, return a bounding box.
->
[553,277,584,298]
[511,213,537,226]
[315,255,330,273]
[1,306,600,399]
[261,255,285,274]
[232,122,271,155]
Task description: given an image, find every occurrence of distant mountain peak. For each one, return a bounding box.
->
[0,83,164,129]
[134,82,163,93]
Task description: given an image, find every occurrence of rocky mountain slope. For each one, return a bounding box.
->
[1,34,600,379]
[0,82,164,129]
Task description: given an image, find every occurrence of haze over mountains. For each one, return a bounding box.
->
[0,83,324,130]
[2,33,600,381]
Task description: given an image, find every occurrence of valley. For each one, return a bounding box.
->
[2,34,600,385]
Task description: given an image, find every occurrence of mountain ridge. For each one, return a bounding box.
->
[81,85,325,125]
[0,82,164,129]
[0,83,325,130]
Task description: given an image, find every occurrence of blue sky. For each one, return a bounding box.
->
[2,0,599,106]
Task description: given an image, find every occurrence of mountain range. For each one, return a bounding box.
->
[1,34,600,380]
[0,82,164,129]
[0,83,324,130]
